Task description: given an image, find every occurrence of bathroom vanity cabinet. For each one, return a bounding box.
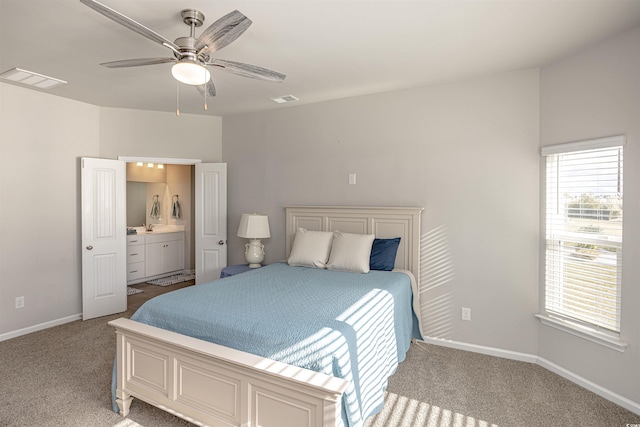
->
[127,231,184,284]
[126,235,146,283]
[145,233,184,277]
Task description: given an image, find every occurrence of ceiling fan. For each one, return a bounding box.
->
[80,0,285,105]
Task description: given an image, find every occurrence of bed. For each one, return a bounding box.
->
[109,206,423,427]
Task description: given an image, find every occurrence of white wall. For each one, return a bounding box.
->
[223,69,541,355]
[540,27,640,405]
[0,83,222,338]
[99,108,222,161]
[0,83,100,334]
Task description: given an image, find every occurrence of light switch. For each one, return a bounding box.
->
[349,173,357,185]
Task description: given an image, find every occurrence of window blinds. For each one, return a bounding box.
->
[544,140,623,333]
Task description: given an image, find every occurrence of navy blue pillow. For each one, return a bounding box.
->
[369,237,401,271]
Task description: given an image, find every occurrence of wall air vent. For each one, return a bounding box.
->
[0,68,67,89]
[270,95,299,104]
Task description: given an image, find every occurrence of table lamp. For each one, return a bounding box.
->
[237,213,271,268]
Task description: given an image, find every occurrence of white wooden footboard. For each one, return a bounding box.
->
[109,318,349,427]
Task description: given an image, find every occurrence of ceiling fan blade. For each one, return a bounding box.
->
[100,57,176,68]
[206,59,286,82]
[80,0,181,54]
[196,80,217,98]
[195,10,252,55]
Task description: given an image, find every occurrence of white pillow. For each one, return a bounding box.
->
[326,231,375,273]
[287,228,334,268]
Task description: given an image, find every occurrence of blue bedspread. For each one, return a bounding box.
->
[115,263,419,426]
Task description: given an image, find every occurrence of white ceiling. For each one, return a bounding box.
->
[2,0,640,117]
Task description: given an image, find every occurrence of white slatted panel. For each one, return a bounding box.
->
[544,143,623,332]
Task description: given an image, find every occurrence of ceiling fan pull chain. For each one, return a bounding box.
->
[176,81,180,116]
[203,69,208,111]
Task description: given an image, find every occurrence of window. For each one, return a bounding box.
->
[542,136,624,338]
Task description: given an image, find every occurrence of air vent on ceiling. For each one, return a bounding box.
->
[0,68,67,89]
[270,95,299,104]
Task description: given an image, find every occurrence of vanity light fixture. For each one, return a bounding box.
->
[134,162,164,169]
[237,213,271,268]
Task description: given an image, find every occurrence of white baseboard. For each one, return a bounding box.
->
[537,357,640,416]
[0,313,81,342]
[420,336,538,363]
[420,336,640,416]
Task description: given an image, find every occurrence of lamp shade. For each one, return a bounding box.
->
[237,214,271,239]
[171,61,211,86]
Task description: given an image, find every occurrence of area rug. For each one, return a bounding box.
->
[127,287,144,296]
[147,272,195,286]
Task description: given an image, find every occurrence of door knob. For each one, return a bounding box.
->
[218,240,225,245]
[86,245,93,250]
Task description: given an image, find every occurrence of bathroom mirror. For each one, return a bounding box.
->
[126,182,146,226]
[126,182,167,227]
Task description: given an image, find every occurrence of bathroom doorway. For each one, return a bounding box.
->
[81,156,227,320]
[119,156,228,286]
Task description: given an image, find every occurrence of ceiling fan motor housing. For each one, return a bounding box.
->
[174,37,210,63]
[175,10,210,63]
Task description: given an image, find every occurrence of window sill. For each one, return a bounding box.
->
[535,314,628,352]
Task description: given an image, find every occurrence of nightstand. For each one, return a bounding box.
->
[220,264,256,278]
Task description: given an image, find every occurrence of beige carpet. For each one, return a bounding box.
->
[1,310,639,427]
[366,341,640,427]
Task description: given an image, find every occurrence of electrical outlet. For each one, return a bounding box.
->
[461,307,471,321]
[15,296,25,309]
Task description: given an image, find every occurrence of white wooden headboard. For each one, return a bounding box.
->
[285,206,423,282]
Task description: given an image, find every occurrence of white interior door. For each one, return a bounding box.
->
[195,163,227,284]
[81,157,126,320]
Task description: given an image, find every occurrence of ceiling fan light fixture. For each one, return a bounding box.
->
[171,61,210,85]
